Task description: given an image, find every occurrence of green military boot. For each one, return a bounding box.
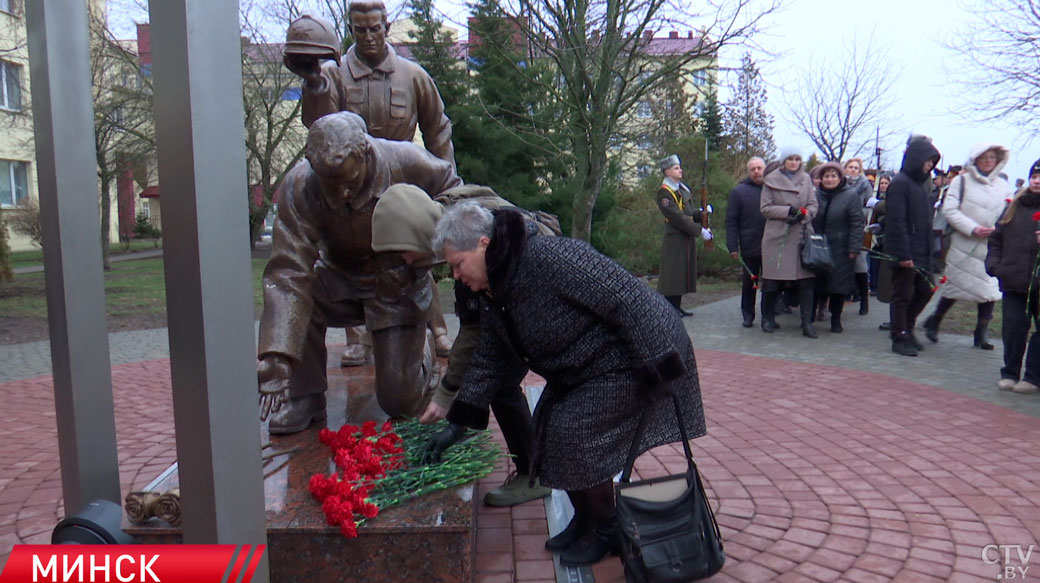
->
[484,471,551,507]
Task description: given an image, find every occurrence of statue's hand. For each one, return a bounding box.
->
[258,355,292,421]
[283,54,322,84]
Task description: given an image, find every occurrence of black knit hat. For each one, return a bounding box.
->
[1031,158,1040,178]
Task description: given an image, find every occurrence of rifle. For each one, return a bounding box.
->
[701,138,713,250]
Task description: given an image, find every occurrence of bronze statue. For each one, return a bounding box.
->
[257,111,462,434]
[284,3,456,364]
[283,2,454,166]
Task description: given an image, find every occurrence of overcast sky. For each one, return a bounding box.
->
[108,0,1034,182]
[754,0,1033,182]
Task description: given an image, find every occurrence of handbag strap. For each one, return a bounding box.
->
[620,392,695,483]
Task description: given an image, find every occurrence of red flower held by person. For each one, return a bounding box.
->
[1032,211,1040,223]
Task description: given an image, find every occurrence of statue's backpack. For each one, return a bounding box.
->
[434,185,562,237]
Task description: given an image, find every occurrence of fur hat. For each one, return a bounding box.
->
[816,161,845,184]
[658,154,680,172]
[1031,158,1040,178]
[778,146,801,163]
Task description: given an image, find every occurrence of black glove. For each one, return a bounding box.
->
[421,423,466,464]
[785,207,804,225]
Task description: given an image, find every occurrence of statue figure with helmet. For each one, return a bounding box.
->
[282,2,455,167]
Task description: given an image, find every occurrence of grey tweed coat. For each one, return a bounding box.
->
[448,211,706,490]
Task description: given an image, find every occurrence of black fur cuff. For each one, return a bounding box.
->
[633,350,686,388]
[446,399,490,430]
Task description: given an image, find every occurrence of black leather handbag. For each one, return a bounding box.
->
[615,394,725,583]
[800,231,834,273]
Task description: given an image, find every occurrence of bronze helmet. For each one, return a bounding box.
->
[284,15,341,61]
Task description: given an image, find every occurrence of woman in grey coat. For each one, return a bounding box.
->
[433,202,706,567]
[760,148,820,337]
[812,163,865,333]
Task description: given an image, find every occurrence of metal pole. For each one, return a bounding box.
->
[25,0,121,513]
[147,0,269,575]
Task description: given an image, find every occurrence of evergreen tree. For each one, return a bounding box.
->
[456,0,566,217]
[405,0,469,115]
[722,53,776,163]
[698,90,725,152]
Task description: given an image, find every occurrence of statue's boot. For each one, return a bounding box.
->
[268,394,327,435]
[340,325,372,367]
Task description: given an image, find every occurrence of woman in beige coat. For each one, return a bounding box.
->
[760,149,820,337]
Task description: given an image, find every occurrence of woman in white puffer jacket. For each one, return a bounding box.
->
[922,143,1012,349]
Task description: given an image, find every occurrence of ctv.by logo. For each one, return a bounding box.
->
[983,544,1034,581]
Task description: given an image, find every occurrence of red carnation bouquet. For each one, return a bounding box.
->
[309,420,499,538]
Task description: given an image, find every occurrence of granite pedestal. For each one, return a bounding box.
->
[124,350,475,583]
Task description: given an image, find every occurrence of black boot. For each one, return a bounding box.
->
[831,314,843,333]
[974,319,995,350]
[761,291,779,333]
[856,273,869,315]
[559,521,619,566]
[799,284,817,338]
[892,331,918,357]
[923,314,941,343]
[545,513,588,551]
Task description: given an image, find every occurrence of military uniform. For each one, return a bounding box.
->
[301,45,455,168]
[655,179,703,296]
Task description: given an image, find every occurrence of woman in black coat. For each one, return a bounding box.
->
[985,160,1040,394]
[432,202,707,567]
[812,162,865,332]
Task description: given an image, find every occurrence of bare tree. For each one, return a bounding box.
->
[88,11,156,269]
[239,0,311,246]
[488,0,780,240]
[7,195,43,248]
[784,33,900,162]
[946,0,1040,136]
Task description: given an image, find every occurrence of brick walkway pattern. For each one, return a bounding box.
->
[2,301,1040,581]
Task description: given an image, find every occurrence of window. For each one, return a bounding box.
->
[0,160,28,207]
[636,100,651,119]
[691,69,709,87]
[0,0,12,15]
[1,61,21,111]
[636,135,654,150]
[636,164,652,179]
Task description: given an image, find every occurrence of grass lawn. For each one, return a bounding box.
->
[10,240,163,270]
[0,256,268,325]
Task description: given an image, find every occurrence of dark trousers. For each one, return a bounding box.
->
[740,255,762,323]
[889,267,933,334]
[490,383,535,474]
[868,254,880,291]
[1001,291,1040,385]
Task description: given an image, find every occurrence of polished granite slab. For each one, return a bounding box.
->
[125,350,476,583]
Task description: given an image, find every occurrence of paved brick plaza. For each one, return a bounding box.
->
[1,295,1038,582]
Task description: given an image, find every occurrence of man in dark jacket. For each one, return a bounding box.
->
[726,157,767,327]
[884,136,942,356]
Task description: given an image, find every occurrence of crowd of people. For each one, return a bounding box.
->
[719,138,1040,395]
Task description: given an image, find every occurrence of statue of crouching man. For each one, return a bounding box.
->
[257,111,462,434]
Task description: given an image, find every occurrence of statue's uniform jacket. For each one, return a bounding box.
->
[301,44,455,168]
[258,138,461,364]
